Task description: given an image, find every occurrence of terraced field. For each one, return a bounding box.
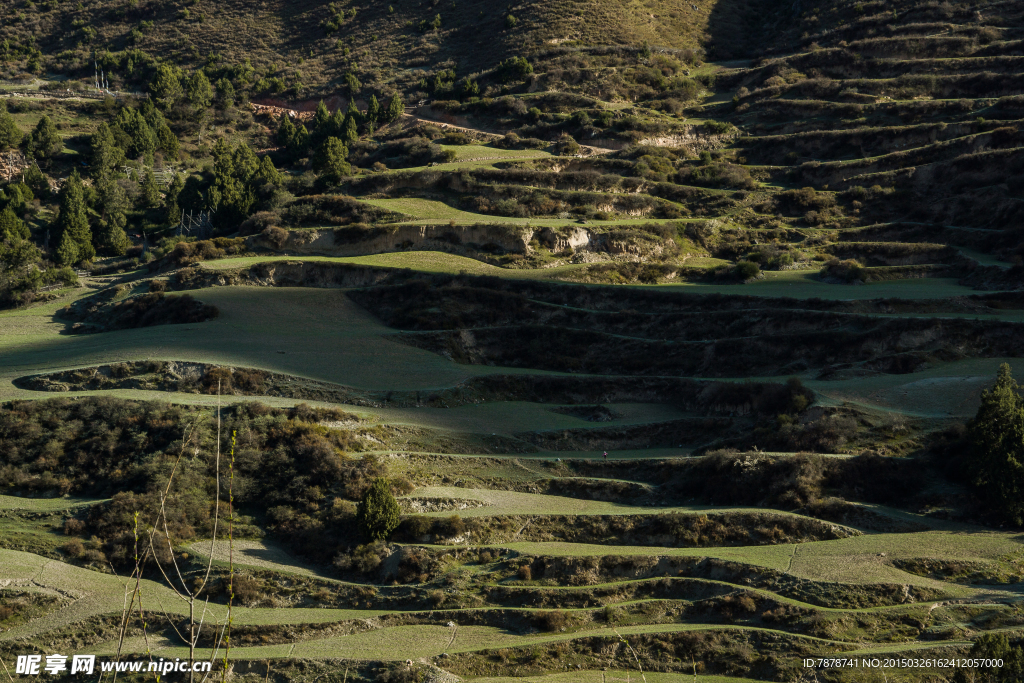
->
[3,1,1024,682]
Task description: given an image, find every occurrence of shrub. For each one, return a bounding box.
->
[820,258,865,283]
[496,56,533,83]
[734,260,761,281]
[535,610,569,632]
[62,538,85,558]
[357,477,401,541]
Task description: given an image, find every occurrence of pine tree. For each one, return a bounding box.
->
[313,100,330,130]
[313,137,350,183]
[140,167,161,207]
[968,363,1024,524]
[55,229,79,266]
[254,155,282,185]
[356,477,400,541]
[385,93,404,123]
[113,108,157,160]
[328,108,345,138]
[24,115,62,159]
[215,78,235,109]
[90,123,125,179]
[152,64,183,110]
[0,103,22,151]
[156,123,179,159]
[187,70,213,111]
[341,115,358,146]
[367,94,380,123]
[0,206,29,241]
[165,172,185,226]
[276,115,296,147]
[289,124,310,155]
[55,171,94,261]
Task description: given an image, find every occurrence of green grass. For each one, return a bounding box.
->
[0,494,104,512]
[0,286,542,399]
[356,198,703,227]
[650,271,995,300]
[96,623,855,661]
[441,144,551,161]
[470,673,771,683]
[200,252,587,279]
[807,357,1017,418]
[402,486,823,520]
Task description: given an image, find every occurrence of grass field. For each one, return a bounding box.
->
[402,487,822,519]
[0,494,103,512]
[653,272,995,300]
[0,286,535,399]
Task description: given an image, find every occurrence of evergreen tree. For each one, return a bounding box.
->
[328,108,345,138]
[215,78,235,109]
[156,123,179,159]
[289,124,310,155]
[385,93,404,123]
[968,363,1024,523]
[55,171,94,262]
[341,115,358,146]
[90,123,125,179]
[22,164,49,198]
[367,94,380,124]
[187,71,213,111]
[55,229,79,266]
[165,171,185,226]
[276,115,296,147]
[313,100,330,131]
[356,477,400,541]
[0,206,29,241]
[254,155,282,185]
[0,103,22,150]
[96,177,131,256]
[152,64,183,110]
[140,167,161,207]
[24,115,63,159]
[313,137,350,183]
[112,108,157,160]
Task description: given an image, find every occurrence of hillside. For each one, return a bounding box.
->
[1,1,1024,683]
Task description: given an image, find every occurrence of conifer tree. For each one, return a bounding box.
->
[341,115,358,146]
[968,363,1024,523]
[152,64,183,110]
[313,100,330,130]
[385,93,404,123]
[215,78,235,109]
[187,70,213,111]
[165,172,185,226]
[140,167,161,207]
[0,206,29,241]
[0,103,22,151]
[356,477,400,541]
[367,94,380,124]
[97,177,130,256]
[24,115,62,159]
[313,137,350,183]
[328,108,345,138]
[276,115,296,147]
[55,229,79,266]
[90,123,125,179]
[55,171,94,261]
[254,155,282,185]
